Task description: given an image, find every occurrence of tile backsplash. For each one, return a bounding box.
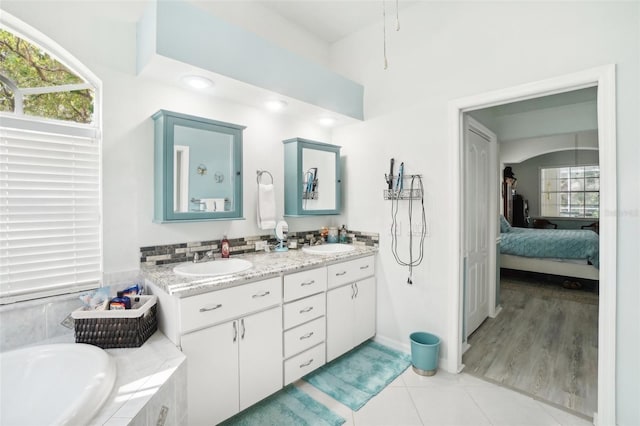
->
[140,229,379,266]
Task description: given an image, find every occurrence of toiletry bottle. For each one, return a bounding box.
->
[339,225,348,243]
[109,291,131,310]
[327,227,338,243]
[221,235,230,258]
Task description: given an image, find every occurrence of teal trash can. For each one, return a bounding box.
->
[410,332,440,376]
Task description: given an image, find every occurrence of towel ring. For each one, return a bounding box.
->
[257,170,274,185]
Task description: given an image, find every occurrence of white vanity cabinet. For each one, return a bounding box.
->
[150,276,282,426]
[282,267,327,385]
[326,256,376,362]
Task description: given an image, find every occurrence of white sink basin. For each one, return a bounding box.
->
[173,258,253,277]
[302,244,356,255]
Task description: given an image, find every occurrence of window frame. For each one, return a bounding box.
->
[539,164,600,219]
[0,16,102,304]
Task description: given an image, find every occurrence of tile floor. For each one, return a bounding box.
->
[295,368,594,426]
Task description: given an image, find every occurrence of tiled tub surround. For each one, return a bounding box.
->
[0,269,186,426]
[0,270,140,352]
[141,243,378,298]
[0,330,186,426]
[139,229,379,266]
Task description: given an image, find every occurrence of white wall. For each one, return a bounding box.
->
[330,2,639,424]
[1,1,339,277]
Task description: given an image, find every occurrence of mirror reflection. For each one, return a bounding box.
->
[173,125,234,213]
[302,148,336,211]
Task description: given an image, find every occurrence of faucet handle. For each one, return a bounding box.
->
[205,250,215,260]
[193,252,200,263]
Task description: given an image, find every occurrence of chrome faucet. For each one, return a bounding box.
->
[192,250,215,263]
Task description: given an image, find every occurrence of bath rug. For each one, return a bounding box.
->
[303,340,411,411]
[220,385,345,426]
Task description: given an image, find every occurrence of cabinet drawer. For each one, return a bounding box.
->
[283,267,327,302]
[180,277,281,333]
[284,316,325,359]
[283,292,325,330]
[327,256,375,289]
[284,343,326,385]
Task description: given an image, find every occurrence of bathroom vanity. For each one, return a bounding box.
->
[143,247,376,425]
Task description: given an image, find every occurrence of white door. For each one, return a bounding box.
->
[181,320,239,425]
[326,284,354,362]
[239,306,283,410]
[464,116,495,337]
[353,277,376,345]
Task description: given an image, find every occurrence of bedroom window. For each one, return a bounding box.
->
[0,27,101,304]
[540,165,599,218]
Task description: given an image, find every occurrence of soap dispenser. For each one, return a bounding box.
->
[339,225,348,243]
[221,235,230,258]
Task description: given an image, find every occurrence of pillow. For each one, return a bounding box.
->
[500,215,512,233]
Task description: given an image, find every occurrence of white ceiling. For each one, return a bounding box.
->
[257,0,419,43]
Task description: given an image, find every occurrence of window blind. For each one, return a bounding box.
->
[0,115,101,303]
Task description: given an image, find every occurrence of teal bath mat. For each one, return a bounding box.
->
[304,340,411,410]
[220,385,345,426]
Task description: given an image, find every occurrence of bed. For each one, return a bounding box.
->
[499,216,599,281]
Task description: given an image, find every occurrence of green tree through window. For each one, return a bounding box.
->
[0,29,93,123]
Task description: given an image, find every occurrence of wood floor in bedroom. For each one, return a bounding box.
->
[462,270,598,420]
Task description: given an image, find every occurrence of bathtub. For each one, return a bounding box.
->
[0,343,116,426]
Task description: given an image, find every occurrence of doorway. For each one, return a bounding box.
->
[448,65,617,425]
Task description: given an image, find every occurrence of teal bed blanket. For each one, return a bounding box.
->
[500,228,599,268]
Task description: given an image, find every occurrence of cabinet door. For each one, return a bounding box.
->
[326,284,355,362]
[181,321,239,425]
[239,306,283,410]
[353,277,376,346]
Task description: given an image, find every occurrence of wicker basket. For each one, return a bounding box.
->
[71,295,158,349]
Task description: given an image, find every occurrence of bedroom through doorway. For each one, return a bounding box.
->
[461,87,600,419]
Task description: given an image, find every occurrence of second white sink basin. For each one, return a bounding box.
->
[302,244,356,255]
[173,258,253,277]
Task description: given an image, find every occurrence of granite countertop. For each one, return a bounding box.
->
[141,244,377,298]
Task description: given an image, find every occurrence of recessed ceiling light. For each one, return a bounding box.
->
[264,99,288,112]
[181,75,214,90]
[318,117,337,127]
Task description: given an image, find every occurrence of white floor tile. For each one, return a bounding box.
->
[465,386,562,426]
[353,386,423,426]
[296,366,591,426]
[401,368,492,388]
[536,402,594,426]
[408,386,491,426]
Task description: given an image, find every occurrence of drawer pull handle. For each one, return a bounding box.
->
[200,304,222,312]
[241,318,245,339]
[299,332,314,340]
[299,306,314,314]
[252,291,271,298]
[301,280,315,286]
[233,321,237,343]
[360,265,369,270]
[300,358,314,368]
[335,271,347,276]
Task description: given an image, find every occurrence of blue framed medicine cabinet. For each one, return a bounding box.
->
[283,138,341,216]
[153,110,245,222]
